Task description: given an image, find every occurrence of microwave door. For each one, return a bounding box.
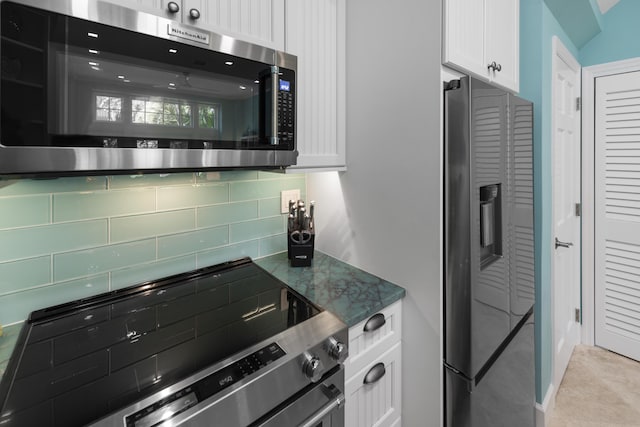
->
[49,40,272,149]
[0,0,297,174]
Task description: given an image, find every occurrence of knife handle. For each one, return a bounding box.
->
[298,207,306,230]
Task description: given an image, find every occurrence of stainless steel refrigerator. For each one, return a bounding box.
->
[443,76,535,427]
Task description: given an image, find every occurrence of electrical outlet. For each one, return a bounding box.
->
[281,189,300,213]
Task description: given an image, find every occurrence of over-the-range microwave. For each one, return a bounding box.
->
[0,0,297,176]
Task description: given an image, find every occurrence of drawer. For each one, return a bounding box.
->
[345,342,402,427]
[345,300,402,379]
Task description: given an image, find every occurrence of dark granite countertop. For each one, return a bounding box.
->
[0,252,404,384]
[256,251,405,327]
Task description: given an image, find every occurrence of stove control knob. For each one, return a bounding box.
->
[327,337,348,363]
[303,353,324,383]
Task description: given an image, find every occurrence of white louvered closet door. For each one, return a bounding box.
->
[595,71,640,362]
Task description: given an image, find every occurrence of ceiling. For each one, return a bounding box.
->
[596,0,620,14]
[545,0,621,49]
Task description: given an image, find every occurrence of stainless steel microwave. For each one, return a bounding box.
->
[0,0,297,176]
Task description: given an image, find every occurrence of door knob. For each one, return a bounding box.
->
[555,237,573,249]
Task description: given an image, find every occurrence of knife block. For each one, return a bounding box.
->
[288,229,315,267]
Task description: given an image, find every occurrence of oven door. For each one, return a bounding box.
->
[254,366,345,427]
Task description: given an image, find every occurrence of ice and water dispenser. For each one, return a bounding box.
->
[479,184,502,267]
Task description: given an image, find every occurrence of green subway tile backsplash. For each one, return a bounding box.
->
[109,173,195,189]
[110,209,195,243]
[53,188,156,222]
[196,241,260,268]
[229,180,282,202]
[157,226,229,259]
[0,256,51,295]
[259,234,288,256]
[230,217,284,243]
[157,183,228,211]
[0,274,110,326]
[0,220,108,263]
[259,198,281,218]
[0,195,50,230]
[54,239,157,282]
[110,255,197,291]
[0,172,304,324]
[197,201,258,228]
[196,170,258,183]
[0,176,106,196]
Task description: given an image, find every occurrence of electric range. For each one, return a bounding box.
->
[0,257,348,426]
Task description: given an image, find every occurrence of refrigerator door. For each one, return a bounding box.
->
[444,75,535,427]
[445,313,535,427]
[507,95,536,327]
[444,77,513,378]
[444,77,535,379]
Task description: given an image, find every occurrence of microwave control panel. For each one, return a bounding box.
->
[278,79,295,145]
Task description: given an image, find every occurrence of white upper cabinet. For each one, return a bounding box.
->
[182,0,285,50]
[285,0,346,171]
[102,0,285,50]
[484,0,518,91]
[102,0,345,170]
[443,0,519,92]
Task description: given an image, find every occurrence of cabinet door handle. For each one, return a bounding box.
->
[487,61,502,72]
[167,1,180,14]
[363,313,386,332]
[363,362,386,385]
[189,8,201,20]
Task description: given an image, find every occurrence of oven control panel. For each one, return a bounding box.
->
[125,343,286,427]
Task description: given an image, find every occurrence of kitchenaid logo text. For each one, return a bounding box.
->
[167,24,209,44]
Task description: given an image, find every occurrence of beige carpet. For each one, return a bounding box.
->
[548,345,640,427]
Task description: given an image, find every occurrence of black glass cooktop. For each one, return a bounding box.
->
[0,258,320,427]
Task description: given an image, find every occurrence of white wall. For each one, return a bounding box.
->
[307,0,443,424]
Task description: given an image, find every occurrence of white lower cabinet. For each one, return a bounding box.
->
[345,343,401,427]
[344,300,402,427]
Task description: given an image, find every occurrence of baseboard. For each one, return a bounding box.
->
[535,383,556,427]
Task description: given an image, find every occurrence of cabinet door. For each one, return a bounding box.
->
[285,0,346,171]
[101,0,179,20]
[485,0,519,91]
[345,300,402,379]
[183,0,285,50]
[345,343,402,427]
[443,0,485,78]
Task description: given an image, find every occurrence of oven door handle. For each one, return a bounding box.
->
[298,385,345,427]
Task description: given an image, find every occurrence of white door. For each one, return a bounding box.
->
[594,70,640,362]
[551,37,581,388]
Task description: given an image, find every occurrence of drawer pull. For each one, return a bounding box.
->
[363,313,386,332]
[363,362,386,385]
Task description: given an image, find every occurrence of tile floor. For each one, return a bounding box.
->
[548,345,640,427]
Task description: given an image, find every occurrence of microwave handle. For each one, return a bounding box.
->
[271,65,280,145]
